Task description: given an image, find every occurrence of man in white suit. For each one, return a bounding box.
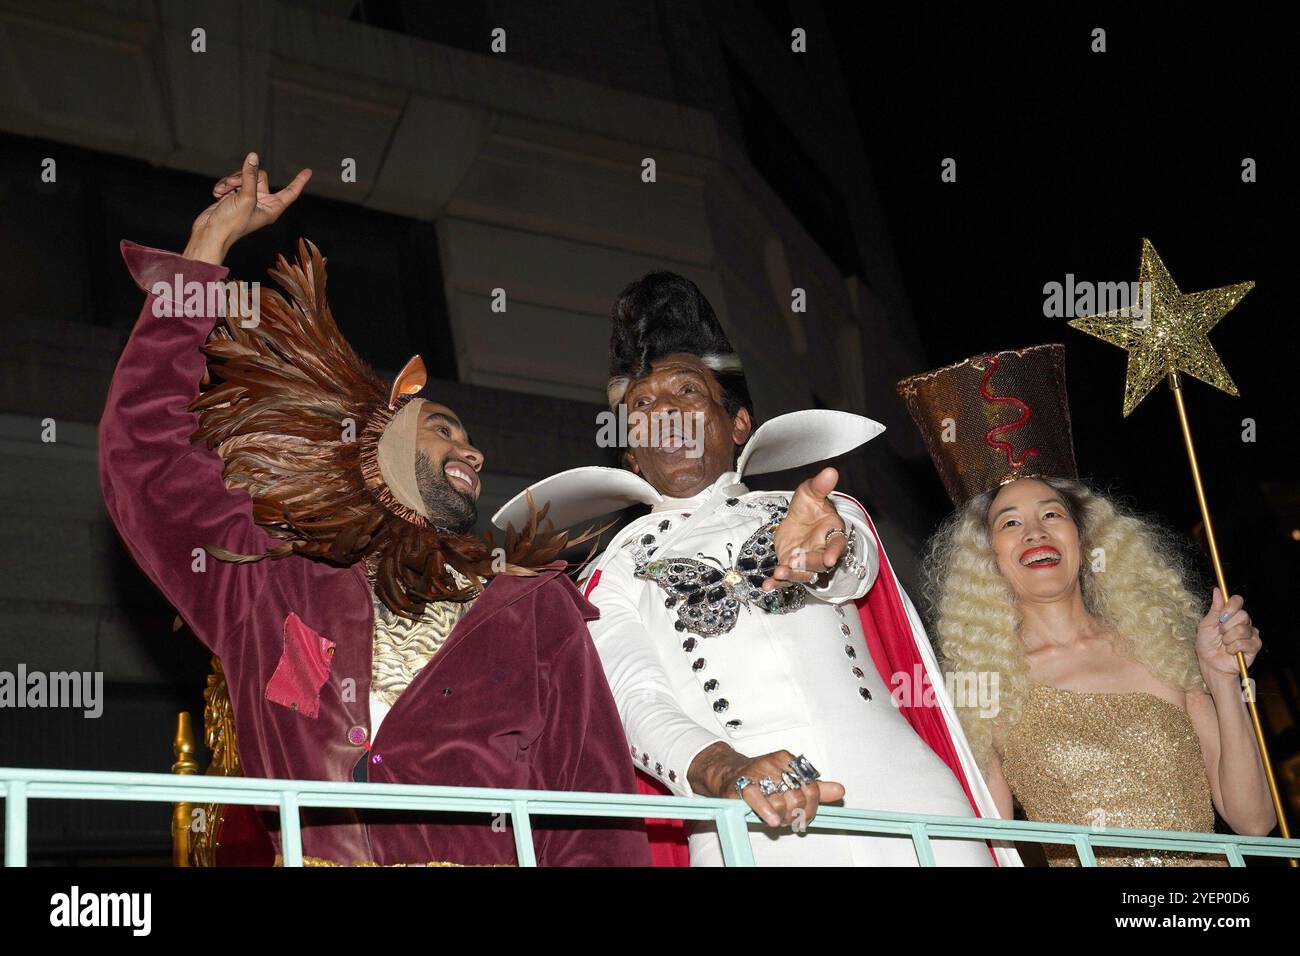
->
[494,271,1019,866]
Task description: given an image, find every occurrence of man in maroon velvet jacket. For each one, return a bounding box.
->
[99,153,648,866]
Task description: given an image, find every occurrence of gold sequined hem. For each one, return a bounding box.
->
[1068,859,1229,867]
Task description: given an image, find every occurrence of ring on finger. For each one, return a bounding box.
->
[781,770,803,790]
[790,754,820,782]
[759,777,780,797]
[734,775,752,795]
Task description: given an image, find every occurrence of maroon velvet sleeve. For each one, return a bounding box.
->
[98,240,275,655]
[531,580,652,867]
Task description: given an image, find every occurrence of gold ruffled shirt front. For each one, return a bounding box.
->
[1002,684,1225,866]
[370,568,476,708]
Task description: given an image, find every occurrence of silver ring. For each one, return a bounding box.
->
[824,527,848,545]
[781,770,803,790]
[759,777,780,796]
[734,775,752,795]
[790,754,820,782]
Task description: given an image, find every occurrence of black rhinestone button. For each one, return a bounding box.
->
[713,698,729,713]
[655,762,663,774]
[692,658,707,672]
[852,667,864,679]
[725,719,742,729]
[682,637,697,653]
[844,645,856,659]
[674,621,687,632]
[859,687,873,701]
[725,498,739,507]
[642,753,650,765]
[668,770,677,782]
[841,624,850,636]
[703,679,719,692]
[659,520,671,532]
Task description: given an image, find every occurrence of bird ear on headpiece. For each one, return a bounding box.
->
[388,355,427,406]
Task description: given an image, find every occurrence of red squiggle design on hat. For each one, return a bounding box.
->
[979,355,1039,470]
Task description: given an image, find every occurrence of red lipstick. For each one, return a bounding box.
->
[1019,545,1061,569]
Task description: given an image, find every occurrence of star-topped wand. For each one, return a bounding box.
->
[1069,238,1292,854]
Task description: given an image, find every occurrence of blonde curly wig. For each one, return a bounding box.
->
[923,477,1206,771]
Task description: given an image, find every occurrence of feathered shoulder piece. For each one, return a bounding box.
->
[190,239,599,618]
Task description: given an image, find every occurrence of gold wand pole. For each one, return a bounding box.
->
[1169,371,1294,860]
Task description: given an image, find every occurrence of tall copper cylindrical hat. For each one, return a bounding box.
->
[896,344,1078,507]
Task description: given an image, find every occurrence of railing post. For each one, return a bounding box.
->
[1225,843,1246,867]
[909,822,935,866]
[1072,834,1097,866]
[280,790,303,867]
[511,799,536,867]
[715,805,756,866]
[4,780,27,867]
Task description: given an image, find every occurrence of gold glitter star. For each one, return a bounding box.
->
[1068,238,1253,416]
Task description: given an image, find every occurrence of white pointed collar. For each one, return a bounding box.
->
[491,408,884,531]
[650,471,746,513]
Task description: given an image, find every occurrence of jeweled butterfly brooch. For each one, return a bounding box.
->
[634,515,805,637]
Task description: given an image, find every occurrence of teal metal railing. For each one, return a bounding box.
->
[2,767,1297,866]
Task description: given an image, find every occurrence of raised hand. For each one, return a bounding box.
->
[761,466,847,591]
[183,152,312,265]
[1196,587,1262,679]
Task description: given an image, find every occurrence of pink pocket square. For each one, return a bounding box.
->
[265,613,336,719]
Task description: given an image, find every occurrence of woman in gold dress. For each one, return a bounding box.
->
[897,345,1275,865]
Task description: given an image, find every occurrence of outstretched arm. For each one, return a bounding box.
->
[99,154,311,653]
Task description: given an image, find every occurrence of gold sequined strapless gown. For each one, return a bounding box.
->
[1001,684,1225,866]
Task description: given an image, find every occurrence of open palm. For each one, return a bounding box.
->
[761,466,847,590]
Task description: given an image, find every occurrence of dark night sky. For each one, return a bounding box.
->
[834,7,1297,663]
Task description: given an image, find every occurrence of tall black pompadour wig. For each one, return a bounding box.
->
[606,270,753,417]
